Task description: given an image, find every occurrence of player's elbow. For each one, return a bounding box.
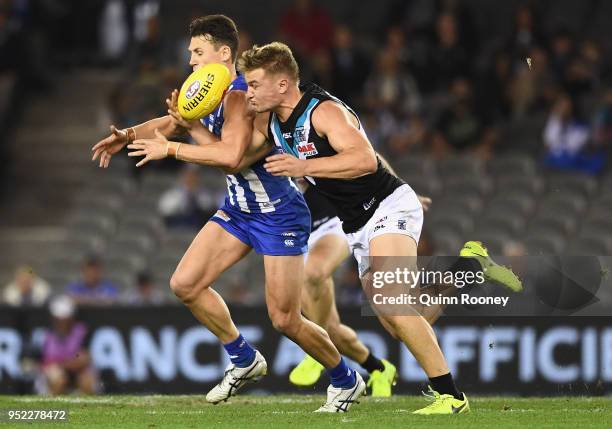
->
[359,152,378,175]
[223,154,242,171]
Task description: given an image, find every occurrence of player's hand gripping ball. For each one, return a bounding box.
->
[177,63,231,120]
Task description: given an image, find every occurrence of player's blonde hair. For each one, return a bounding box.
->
[238,42,300,82]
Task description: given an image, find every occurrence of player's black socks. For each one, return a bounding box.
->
[360,352,385,373]
[429,372,463,400]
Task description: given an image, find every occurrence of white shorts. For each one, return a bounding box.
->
[307,216,347,250]
[346,184,423,278]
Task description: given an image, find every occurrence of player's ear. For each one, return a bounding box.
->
[278,78,289,94]
[220,45,232,63]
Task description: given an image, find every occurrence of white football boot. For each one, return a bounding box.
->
[206,350,267,404]
[315,371,366,413]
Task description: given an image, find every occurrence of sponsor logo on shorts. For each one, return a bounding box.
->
[397,219,407,230]
[363,197,377,211]
[213,210,230,222]
[261,199,281,208]
[284,239,295,247]
[282,231,296,237]
[375,216,388,224]
[373,224,386,233]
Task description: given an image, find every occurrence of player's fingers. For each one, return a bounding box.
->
[136,156,151,168]
[270,169,288,176]
[92,148,104,161]
[92,136,112,152]
[265,154,285,163]
[130,141,148,147]
[127,150,147,157]
[103,153,111,168]
[264,162,284,173]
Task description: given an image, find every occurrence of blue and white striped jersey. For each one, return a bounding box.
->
[201,74,300,213]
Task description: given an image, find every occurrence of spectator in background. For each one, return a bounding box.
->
[505,3,544,67]
[477,51,512,121]
[158,165,221,230]
[424,12,470,93]
[66,256,119,305]
[549,28,575,84]
[562,39,602,99]
[363,49,422,153]
[41,296,97,395]
[124,271,165,305]
[509,46,556,119]
[543,93,605,175]
[328,24,369,106]
[431,78,497,160]
[3,265,50,306]
[364,49,421,115]
[279,0,333,57]
[385,114,427,157]
[592,90,612,148]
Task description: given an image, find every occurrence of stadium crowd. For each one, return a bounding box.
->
[2,0,612,310]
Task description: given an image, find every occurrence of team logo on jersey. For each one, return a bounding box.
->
[213,210,230,222]
[297,141,318,157]
[294,127,307,143]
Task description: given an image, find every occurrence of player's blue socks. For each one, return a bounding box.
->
[223,333,256,368]
[328,357,356,389]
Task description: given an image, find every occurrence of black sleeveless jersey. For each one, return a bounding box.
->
[303,185,337,231]
[268,83,404,233]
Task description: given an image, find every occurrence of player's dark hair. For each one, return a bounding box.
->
[189,15,239,63]
[238,42,300,82]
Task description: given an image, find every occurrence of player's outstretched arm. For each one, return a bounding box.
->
[264,101,377,179]
[127,91,256,169]
[92,115,183,168]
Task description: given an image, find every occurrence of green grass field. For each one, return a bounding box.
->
[0,395,609,428]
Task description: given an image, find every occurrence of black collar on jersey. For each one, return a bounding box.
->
[276,82,319,128]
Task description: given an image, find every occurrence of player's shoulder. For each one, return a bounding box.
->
[224,89,247,104]
[223,90,254,119]
[254,112,271,136]
[312,99,352,128]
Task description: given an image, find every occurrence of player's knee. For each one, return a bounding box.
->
[170,271,207,303]
[269,309,300,337]
[304,264,330,289]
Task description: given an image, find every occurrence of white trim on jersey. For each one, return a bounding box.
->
[225,175,236,206]
[227,174,250,212]
[241,168,275,213]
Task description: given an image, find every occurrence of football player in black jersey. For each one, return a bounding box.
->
[239,42,471,415]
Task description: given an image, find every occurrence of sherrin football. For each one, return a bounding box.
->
[177,63,232,120]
